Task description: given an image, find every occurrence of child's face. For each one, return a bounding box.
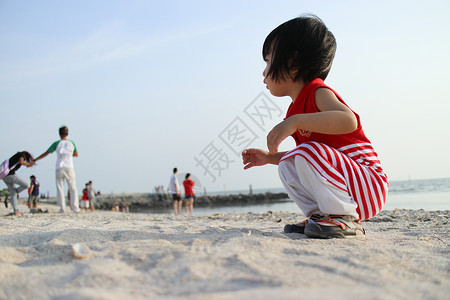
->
[263,53,294,97]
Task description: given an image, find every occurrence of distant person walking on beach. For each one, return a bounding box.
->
[169,168,182,215]
[1,151,34,215]
[242,15,388,240]
[34,126,81,213]
[80,183,89,211]
[88,180,96,212]
[28,175,40,209]
[183,173,195,216]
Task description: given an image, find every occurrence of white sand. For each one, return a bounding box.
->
[0,202,448,300]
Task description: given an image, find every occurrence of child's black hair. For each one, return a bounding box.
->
[262,14,336,84]
[21,151,34,163]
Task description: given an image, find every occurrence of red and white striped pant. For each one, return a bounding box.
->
[278,142,388,220]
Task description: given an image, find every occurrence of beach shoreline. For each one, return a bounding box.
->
[0,203,448,300]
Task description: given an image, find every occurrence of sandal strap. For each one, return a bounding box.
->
[314,216,348,230]
[297,214,322,226]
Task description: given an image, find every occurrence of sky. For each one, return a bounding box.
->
[1,0,450,195]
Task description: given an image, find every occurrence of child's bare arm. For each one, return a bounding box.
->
[267,88,358,154]
[242,149,287,169]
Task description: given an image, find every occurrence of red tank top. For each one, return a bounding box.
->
[286,78,371,148]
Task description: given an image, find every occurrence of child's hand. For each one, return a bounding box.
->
[267,118,296,154]
[242,148,270,170]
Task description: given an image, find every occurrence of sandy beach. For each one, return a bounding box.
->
[0,202,448,300]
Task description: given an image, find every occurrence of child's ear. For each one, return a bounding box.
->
[289,68,299,80]
[288,51,299,78]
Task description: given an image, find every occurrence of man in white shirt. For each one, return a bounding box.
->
[169,168,181,215]
[34,126,80,213]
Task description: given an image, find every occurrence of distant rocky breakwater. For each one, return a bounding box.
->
[94,192,289,211]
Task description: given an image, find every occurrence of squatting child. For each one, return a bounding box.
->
[242,15,388,240]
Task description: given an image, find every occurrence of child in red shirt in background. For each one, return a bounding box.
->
[80,183,89,211]
[183,173,195,216]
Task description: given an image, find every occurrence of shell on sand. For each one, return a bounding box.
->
[72,243,92,259]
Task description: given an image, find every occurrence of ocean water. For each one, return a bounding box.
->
[185,178,450,215]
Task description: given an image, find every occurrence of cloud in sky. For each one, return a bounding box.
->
[1,17,234,83]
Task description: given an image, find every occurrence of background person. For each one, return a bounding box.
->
[183,173,195,216]
[88,180,96,212]
[34,126,81,213]
[28,175,40,210]
[80,183,89,211]
[1,151,34,215]
[169,168,182,215]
